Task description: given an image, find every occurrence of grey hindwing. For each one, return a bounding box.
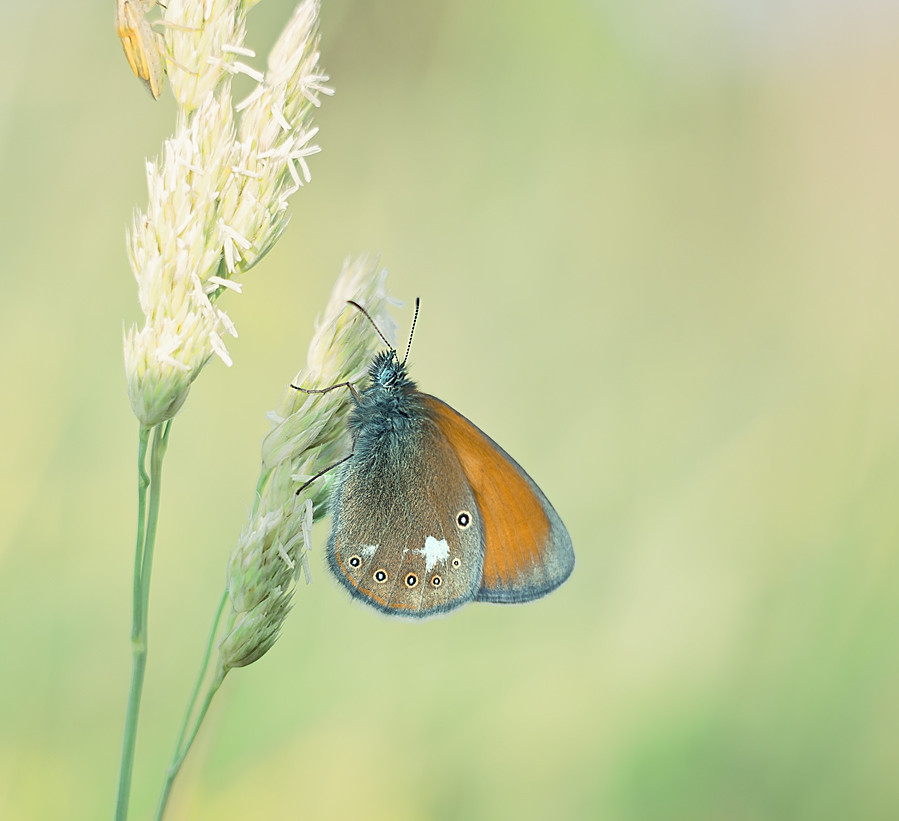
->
[326,417,484,618]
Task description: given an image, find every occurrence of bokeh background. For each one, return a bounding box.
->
[2,0,899,818]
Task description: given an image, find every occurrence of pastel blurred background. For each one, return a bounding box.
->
[2,0,899,819]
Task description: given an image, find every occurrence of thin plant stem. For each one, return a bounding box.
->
[152,430,282,818]
[140,421,172,628]
[115,421,172,821]
[168,589,229,767]
[155,667,229,821]
[115,425,151,821]
[132,427,152,637]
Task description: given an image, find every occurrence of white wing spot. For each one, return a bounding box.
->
[416,536,450,572]
[360,544,378,558]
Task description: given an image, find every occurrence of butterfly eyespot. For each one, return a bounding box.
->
[405,573,418,588]
[431,575,442,588]
[373,569,388,583]
[348,555,362,568]
[451,557,461,568]
[456,511,472,529]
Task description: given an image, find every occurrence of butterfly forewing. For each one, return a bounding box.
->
[328,415,483,617]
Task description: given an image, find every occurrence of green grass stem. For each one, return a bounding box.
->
[115,421,172,821]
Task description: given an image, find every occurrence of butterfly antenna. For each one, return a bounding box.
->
[402,298,420,365]
[347,300,392,348]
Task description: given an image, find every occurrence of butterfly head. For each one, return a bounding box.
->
[350,349,419,436]
[348,297,421,398]
[369,349,414,393]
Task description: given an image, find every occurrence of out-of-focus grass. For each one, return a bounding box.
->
[1,1,899,819]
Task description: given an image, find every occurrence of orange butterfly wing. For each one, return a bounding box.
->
[421,395,574,602]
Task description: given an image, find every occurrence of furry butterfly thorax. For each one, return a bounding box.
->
[347,350,422,445]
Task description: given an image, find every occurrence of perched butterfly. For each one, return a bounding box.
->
[115,0,166,99]
[295,300,574,618]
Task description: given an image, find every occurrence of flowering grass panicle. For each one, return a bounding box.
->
[220,255,399,669]
[115,4,338,816]
[162,0,253,112]
[124,0,333,427]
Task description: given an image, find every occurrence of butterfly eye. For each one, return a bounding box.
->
[373,569,388,583]
[405,573,418,588]
[451,558,461,569]
[348,555,362,568]
[431,575,442,588]
[456,511,472,529]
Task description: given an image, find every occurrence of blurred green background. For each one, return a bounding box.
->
[2,0,899,819]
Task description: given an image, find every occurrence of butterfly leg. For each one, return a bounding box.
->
[146,0,195,31]
[150,19,198,34]
[295,453,353,496]
[147,20,198,75]
[290,381,361,403]
[289,382,360,495]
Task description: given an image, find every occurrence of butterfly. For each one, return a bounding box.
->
[295,300,574,618]
[116,0,166,99]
